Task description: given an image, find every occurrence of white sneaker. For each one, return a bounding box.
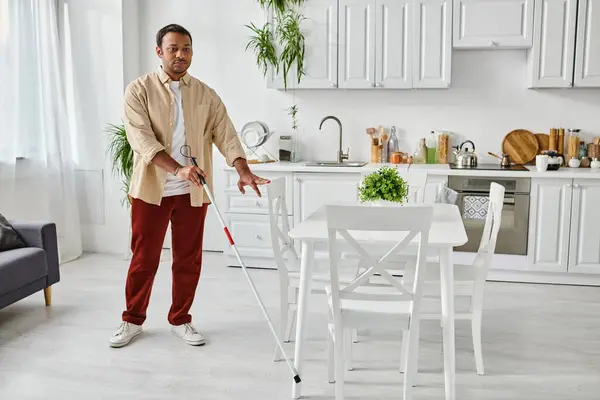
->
[171,322,206,346]
[109,322,142,348]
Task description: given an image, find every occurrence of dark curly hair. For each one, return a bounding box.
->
[156,24,192,47]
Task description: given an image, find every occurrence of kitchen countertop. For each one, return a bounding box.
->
[225,161,600,179]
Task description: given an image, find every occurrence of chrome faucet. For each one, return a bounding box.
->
[319,115,349,163]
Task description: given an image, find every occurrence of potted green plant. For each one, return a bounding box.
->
[105,122,133,207]
[358,166,409,205]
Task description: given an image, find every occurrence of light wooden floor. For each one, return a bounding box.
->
[1,252,599,399]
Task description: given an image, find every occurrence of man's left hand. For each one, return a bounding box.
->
[237,171,270,197]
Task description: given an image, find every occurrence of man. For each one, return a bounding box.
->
[109,24,269,348]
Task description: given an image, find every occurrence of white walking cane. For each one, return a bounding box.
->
[180,145,301,384]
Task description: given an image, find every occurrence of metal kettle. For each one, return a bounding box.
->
[453,140,478,168]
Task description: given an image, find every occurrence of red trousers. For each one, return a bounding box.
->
[122,194,208,326]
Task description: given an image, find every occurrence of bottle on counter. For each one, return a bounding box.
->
[413,138,427,164]
[380,127,389,163]
[427,131,437,164]
[387,126,399,161]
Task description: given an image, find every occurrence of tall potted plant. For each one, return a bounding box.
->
[105,122,133,207]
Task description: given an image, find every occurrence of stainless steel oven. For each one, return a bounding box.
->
[448,176,531,255]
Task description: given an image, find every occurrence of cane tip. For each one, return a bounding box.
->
[294,375,301,383]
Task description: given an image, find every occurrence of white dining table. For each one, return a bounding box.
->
[287,203,468,400]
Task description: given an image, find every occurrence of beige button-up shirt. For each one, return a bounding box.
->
[123,67,246,206]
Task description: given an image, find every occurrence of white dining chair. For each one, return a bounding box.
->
[403,170,428,203]
[324,204,434,400]
[266,178,357,361]
[399,182,505,376]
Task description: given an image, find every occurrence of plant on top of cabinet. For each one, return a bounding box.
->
[358,166,409,205]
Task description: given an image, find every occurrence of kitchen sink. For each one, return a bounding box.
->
[303,161,368,167]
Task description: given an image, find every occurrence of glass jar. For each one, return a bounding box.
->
[579,141,587,159]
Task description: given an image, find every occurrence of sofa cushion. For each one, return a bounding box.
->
[0,213,27,252]
[0,247,48,296]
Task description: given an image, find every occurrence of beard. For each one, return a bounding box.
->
[171,60,189,73]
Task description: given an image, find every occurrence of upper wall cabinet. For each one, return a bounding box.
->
[269,0,452,90]
[453,0,534,49]
[528,0,600,88]
[337,0,452,89]
[413,0,452,88]
[337,0,377,88]
[527,0,578,88]
[574,0,600,87]
[268,0,338,89]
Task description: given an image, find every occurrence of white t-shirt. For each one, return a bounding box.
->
[163,80,190,197]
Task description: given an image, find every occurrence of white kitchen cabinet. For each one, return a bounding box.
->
[413,0,452,88]
[527,0,578,88]
[338,0,376,88]
[375,0,414,89]
[293,172,362,224]
[527,178,572,272]
[268,0,339,89]
[574,0,600,87]
[223,171,293,215]
[568,180,600,274]
[528,0,600,88]
[338,0,451,89]
[453,0,534,49]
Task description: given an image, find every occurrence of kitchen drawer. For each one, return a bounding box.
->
[223,213,284,259]
[223,171,293,215]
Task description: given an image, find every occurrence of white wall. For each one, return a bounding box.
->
[62,0,129,254]
[77,0,600,254]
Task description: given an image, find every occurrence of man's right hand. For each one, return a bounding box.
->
[176,165,207,186]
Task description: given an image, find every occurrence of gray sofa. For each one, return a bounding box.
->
[0,221,59,309]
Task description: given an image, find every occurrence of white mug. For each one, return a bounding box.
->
[536,155,549,172]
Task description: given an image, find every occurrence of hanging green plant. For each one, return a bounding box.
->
[257,0,305,14]
[276,9,306,90]
[245,21,279,78]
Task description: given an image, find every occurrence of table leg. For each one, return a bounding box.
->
[292,241,315,399]
[439,246,455,400]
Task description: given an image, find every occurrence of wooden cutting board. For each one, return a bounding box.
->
[535,133,550,153]
[502,129,539,164]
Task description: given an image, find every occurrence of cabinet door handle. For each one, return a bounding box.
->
[370,83,376,88]
[255,200,261,206]
[255,234,262,240]
[375,83,382,88]
[574,184,580,189]
[330,82,338,88]
[566,184,572,188]
[488,40,498,47]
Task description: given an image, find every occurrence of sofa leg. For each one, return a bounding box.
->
[44,286,52,306]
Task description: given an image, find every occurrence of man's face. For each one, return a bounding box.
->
[157,32,192,75]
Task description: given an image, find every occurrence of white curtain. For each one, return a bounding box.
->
[0,0,82,263]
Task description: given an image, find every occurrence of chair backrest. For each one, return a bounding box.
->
[404,170,428,203]
[473,182,505,277]
[325,205,433,314]
[266,178,298,285]
[360,170,428,204]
